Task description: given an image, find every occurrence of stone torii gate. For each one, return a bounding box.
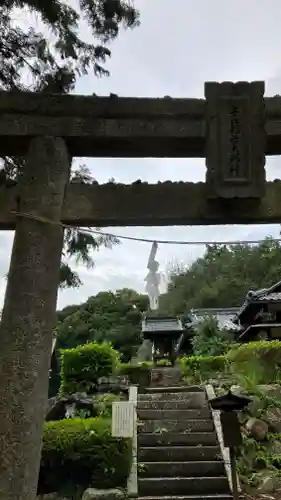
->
[0,81,279,499]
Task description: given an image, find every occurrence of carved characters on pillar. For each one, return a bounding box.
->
[228,104,242,178]
[205,81,266,199]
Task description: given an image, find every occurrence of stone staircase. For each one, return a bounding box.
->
[137,368,232,500]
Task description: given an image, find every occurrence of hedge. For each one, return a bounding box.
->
[227,340,281,384]
[118,362,151,389]
[228,340,281,363]
[180,355,226,382]
[39,417,131,495]
[60,342,119,394]
[180,341,281,385]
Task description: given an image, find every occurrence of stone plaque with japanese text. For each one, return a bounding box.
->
[205,81,266,199]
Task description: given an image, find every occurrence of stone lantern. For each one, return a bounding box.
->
[210,390,251,500]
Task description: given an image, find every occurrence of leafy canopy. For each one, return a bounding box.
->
[160,237,281,314]
[1,0,140,287]
[56,288,149,361]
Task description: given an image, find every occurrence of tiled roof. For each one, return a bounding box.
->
[189,308,240,331]
[142,316,183,333]
[191,307,240,315]
[235,279,281,322]
[255,292,281,302]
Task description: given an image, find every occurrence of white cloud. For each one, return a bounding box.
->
[1,0,281,310]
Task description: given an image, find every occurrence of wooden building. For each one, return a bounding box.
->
[141,315,183,365]
[233,280,281,341]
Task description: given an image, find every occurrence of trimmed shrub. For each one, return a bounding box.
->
[60,342,119,394]
[227,340,281,384]
[180,341,281,387]
[39,417,131,495]
[228,340,281,363]
[118,362,151,389]
[180,355,227,383]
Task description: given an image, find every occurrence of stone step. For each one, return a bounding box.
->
[146,385,204,393]
[151,368,182,387]
[138,431,218,447]
[139,445,221,462]
[140,460,226,478]
[138,408,211,420]
[139,477,230,495]
[138,399,208,410]
[138,496,233,500]
[138,391,207,402]
[139,419,214,434]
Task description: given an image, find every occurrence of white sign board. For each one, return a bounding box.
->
[112,401,134,438]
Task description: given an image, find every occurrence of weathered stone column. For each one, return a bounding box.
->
[0,136,70,500]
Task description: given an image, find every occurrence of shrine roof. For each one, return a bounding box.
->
[255,292,281,302]
[187,307,240,331]
[234,279,281,325]
[142,316,183,333]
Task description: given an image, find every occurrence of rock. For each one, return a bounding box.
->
[82,489,125,500]
[231,384,281,400]
[45,392,95,421]
[257,470,281,494]
[259,384,281,400]
[265,407,281,432]
[258,475,276,494]
[246,417,268,440]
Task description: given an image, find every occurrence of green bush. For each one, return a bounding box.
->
[180,340,281,387]
[118,363,151,389]
[60,342,119,394]
[228,340,281,384]
[94,393,125,418]
[191,316,235,356]
[228,340,281,363]
[39,417,131,496]
[180,355,227,383]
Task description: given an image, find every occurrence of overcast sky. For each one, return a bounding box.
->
[1,0,281,310]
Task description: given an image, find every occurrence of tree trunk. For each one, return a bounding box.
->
[0,136,70,500]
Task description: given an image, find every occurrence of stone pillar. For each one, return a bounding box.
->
[0,136,70,500]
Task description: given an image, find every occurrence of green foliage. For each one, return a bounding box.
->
[180,340,281,386]
[56,289,149,361]
[179,340,281,491]
[60,341,119,394]
[40,417,131,496]
[237,433,281,488]
[234,385,281,489]
[1,1,139,93]
[118,362,151,387]
[228,340,281,385]
[160,238,281,312]
[1,2,140,288]
[191,316,235,356]
[180,355,226,383]
[93,393,124,418]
